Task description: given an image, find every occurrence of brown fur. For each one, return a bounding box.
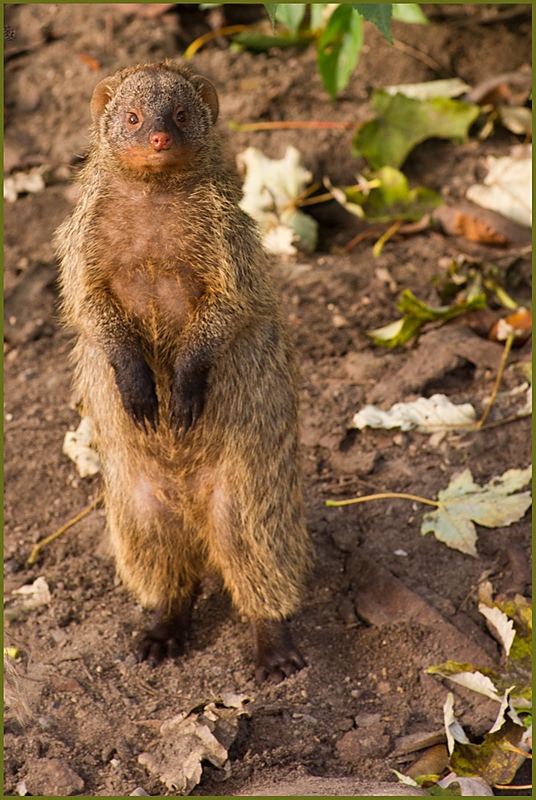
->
[55,61,311,681]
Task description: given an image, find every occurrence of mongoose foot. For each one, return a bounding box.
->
[251,618,306,684]
[134,604,192,667]
[168,361,209,438]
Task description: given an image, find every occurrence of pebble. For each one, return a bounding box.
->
[24,758,84,796]
[336,723,390,763]
[355,712,381,727]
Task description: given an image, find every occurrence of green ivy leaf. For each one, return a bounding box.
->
[353,3,393,43]
[421,465,532,557]
[353,90,480,169]
[317,5,364,100]
[275,3,306,36]
[450,719,527,785]
[309,2,328,32]
[367,290,487,348]
[263,3,277,32]
[392,3,429,24]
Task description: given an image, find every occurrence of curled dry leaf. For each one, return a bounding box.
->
[489,308,531,344]
[466,146,532,228]
[352,393,476,433]
[63,417,102,477]
[13,576,51,609]
[138,696,251,794]
[237,146,318,256]
[454,212,509,247]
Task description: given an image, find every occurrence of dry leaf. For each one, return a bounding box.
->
[489,308,531,344]
[454,211,509,247]
[78,54,100,71]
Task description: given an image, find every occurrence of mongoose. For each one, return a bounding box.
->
[55,61,311,683]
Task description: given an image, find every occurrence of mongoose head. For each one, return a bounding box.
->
[90,61,219,177]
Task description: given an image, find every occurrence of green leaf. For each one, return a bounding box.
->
[352,90,480,169]
[450,719,527,785]
[317,5,364,100]
[392,3,429,24]
[421,466,532,557]
[353,3,393,43]
[309,3,328,32]
[275,3,306,36]
[428,659,532,710]
[263,3,277,31]
[367,290,486,348]
[327,165,441,223]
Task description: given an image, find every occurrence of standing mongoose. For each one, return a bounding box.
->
[55,60,311,683]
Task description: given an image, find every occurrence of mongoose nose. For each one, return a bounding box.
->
[150,131,172,151]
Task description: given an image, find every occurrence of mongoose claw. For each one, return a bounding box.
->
[252,618,306,684]
[168,365,208,437]
[113,357,159,433]
[133,623,187,666]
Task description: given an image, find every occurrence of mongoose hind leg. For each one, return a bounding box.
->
[251,618,306,684]
[134,586,199,667]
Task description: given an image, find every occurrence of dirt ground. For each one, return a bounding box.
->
[3,4,532,797]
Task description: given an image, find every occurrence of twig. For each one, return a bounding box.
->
[345,223,390,253]
[184,24,250,59]
[479,413,530,431]
[392,39,451,78]
[298,191,335,207]
[476,331,515,429]
[326,492,440,508]
[27,493,104,565]
[372,218,403,257]
[229,120,360,132]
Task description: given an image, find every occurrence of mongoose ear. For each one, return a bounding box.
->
[190,75,219,124]
[90,76,121,123]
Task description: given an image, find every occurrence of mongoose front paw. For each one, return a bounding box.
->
[168,364,209,438]
[114,360,159,433]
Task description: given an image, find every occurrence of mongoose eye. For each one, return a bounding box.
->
[126,112,140,127]
[175,108,189,126]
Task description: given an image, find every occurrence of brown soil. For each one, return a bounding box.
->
[4,4,532,797]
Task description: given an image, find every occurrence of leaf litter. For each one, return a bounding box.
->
[137,694,251,795]
[421,465,532,557]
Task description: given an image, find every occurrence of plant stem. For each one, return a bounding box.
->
[184,25,250,59]
[476,330,515,428]
[27,493,104,565]
[326,492,441,508]
[229,120,360,132]
[372,218,403,257]
[345,223,390,252]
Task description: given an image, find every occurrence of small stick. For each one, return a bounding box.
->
[345,223,390,252]
[297,192,335,207]
[27,493,104,565]
[476,330,515,429]
[326,492,440,508]
[372,218,403,257]
[184,24,250,59]
[392,38,451,78]
[229,120,360,132]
